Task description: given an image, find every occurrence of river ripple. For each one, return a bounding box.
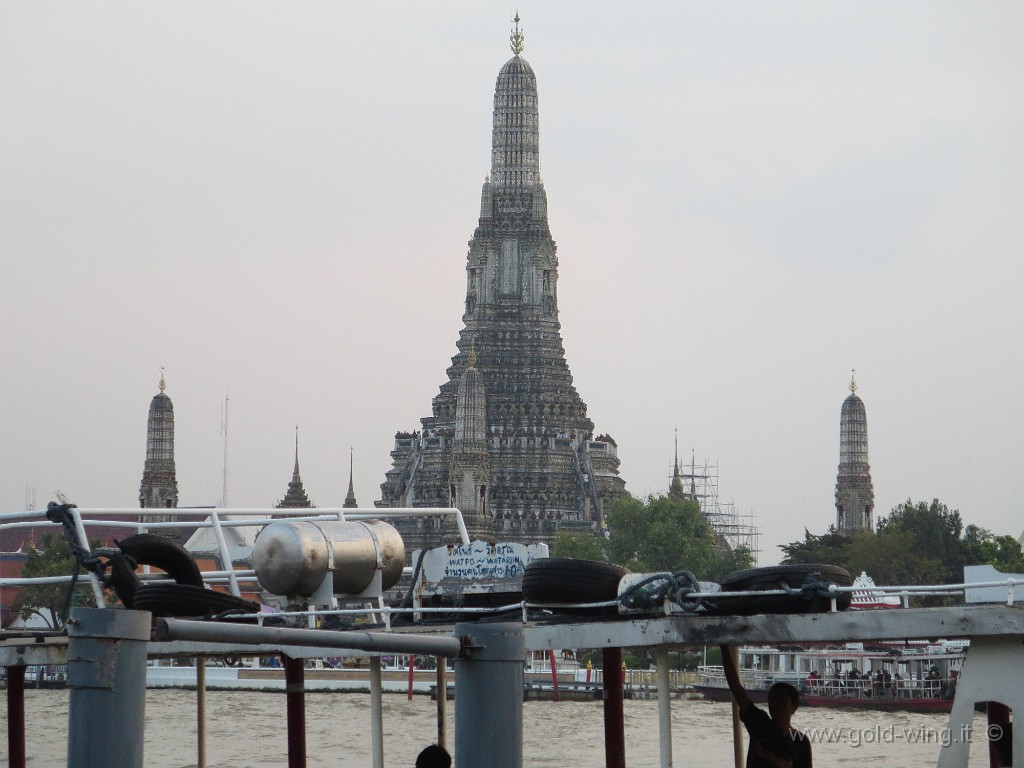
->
[3,689,994,767]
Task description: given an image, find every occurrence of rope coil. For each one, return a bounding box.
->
[44,501,107,622]
[618,570,704,613]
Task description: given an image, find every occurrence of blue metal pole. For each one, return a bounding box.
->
[454,622,524,768]
[66,608,151,768]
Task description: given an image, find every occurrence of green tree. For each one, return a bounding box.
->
[17,533,96,629]
[846,529,947,587]
[961,525,1024,573]
[604,494,753,581]
[549,531,607,561]
[779,527,849,566]
[778,498,1024,606]
[877,499,964,584]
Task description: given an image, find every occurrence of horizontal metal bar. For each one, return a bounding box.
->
[521,604,1024,651]
[154,618,464,657]
[2,506,461,520]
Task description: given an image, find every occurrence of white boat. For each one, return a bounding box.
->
[695,641,967,712]
[146,657,442,693]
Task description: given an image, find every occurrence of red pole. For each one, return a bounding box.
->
[408,655,416,701]
[7,666,26,768]
[283,656,306,768]
[548,650,561,703]
[988,701,1011,767]
[602,648,626,768]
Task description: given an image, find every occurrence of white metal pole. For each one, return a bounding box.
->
[196,658,207,768]
[70,508,106,606]
[370,656,384,768]
[730,646,744,768]
[453,510,470,546]
[209,511,241,596]
[656,646,673,768]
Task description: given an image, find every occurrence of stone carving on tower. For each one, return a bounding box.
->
[139,370,179,516]
[275,429,314,509]
[377,16,626,550]
[835,370,875,533]
[448,346,495,541]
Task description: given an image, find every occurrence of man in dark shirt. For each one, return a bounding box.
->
[720,644,813,768]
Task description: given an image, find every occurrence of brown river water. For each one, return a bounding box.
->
[3,689,995,767]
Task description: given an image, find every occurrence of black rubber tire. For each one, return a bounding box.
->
[714,564,853,615]
[522,558,628,608]
[106,552,143,608]
[131,584,261,618]
[115,533,205,588]
[721,564,852,592]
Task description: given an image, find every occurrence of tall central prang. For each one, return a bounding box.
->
[377,17,626,550]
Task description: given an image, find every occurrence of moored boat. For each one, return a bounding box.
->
[695,641,966,712]
[145,657,443,693]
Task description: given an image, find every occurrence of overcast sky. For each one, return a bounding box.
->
[2,2,1021,565]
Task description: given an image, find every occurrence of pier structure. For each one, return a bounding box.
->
[6,507,1024,768]
[376,16,626,551]
[5,601,1024,768]
[4,502,1024,768]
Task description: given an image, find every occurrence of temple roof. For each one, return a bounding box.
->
[490,33,540,188]
[668,430,687,500]
[140,371,179,508]
[275,429,313,509]
[343,448,358,508]
[498,55,534,76]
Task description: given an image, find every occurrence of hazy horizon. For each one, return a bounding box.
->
[3,3,1021,564]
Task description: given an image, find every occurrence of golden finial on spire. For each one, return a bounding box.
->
[510,11,525,56]
[849,368,858,393]
[158,367,166,392]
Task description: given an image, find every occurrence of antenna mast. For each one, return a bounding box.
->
[221,395,229,506]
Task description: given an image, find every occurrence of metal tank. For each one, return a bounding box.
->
[252,520,405,597]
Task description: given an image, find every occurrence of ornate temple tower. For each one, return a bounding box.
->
[448,347,494,541]
[139,371,179,512]
[835,371,875,532]
[343,448,359,508]
[275,429,314,509]
[378,17,626,549]
[668,431,688,502]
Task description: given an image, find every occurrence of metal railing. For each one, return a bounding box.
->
[4,505,1024,630]
[1,505,469,609]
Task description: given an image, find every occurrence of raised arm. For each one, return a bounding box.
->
[719,644,752,713]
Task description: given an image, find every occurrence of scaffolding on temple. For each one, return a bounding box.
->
[678,456,761,565]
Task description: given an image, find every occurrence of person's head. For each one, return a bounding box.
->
[416,744,452,768]
[767,682,800,725]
